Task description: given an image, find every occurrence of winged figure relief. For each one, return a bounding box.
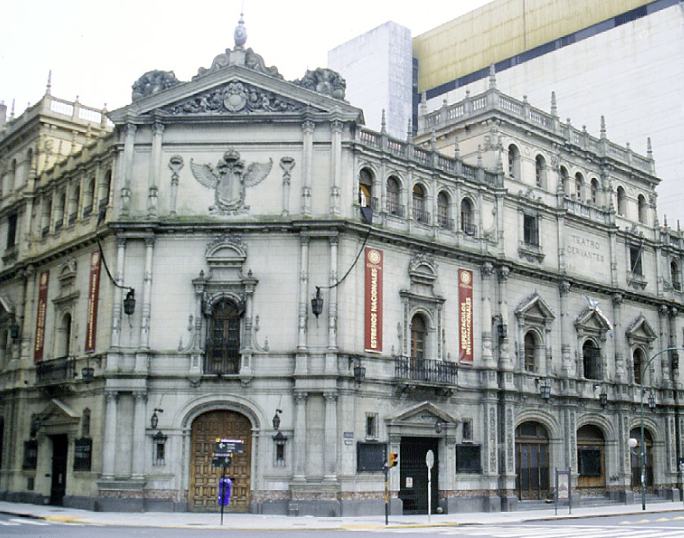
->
[190,148,273,213]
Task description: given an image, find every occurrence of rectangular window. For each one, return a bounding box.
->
[6,213,17,249]
[365,413,378,439]
[462,419,473,441]
[73,438,92,471]
[22,439,38,470]
[455,444,482,473]
[523,214,539,246]
[630,245,643,275]
[357,442,387,472]
[577,448,602,476]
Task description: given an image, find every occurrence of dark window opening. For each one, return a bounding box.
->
[582,340,601,380]
[523,214,539,246]
[357,442,387,472]
[630,245,643,276]
[6,212,17,249]
[456,444,482,473]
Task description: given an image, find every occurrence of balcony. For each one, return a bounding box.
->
[394,356,457,386]
[385,199,405,218]
[203,337,240,375]
[36,356,74,385]
[438,215,454,230]
[412,206,430,225]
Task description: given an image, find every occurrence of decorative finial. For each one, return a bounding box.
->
[647,137,653,160]
[453,134,460,159]
[406,119,413,142]
[46,70,52,96]
[430,129,436,151]
[523,95,528,105]
[381,109,386,133]
[550,91,557,117]
[600,116,606,139]
[477,144,483,168]
[488,64,496,89]
[234,12,247,48]
[10,99,15,120]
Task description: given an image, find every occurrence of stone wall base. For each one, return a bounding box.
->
[445,494,501,513]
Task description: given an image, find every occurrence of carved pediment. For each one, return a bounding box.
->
[515,292,555,324]
[625,314,657,343]
[386,401,457,426]
[161,80,317,116]
[575,307,612,334]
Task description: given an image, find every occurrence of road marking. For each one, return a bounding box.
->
[0,521,20,526]
[656,517,671,522]
[9,518,49,525]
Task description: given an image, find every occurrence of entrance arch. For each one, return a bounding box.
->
[577,424,605,490]
[515,421,550,500]
[630,428,654,490]
[189,410,252,512]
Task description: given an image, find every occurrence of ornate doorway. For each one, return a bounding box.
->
[577,425,605,490]
[399,437,438,514]
[515,422,550,500]
[189,410,252,512]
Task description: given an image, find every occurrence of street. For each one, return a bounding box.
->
[2,510,684,537]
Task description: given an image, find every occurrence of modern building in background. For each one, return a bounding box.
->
[328,21,412,138]
[0,17,682,516]
[332,0,684,223]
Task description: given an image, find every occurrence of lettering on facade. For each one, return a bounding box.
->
[458,269,474,363]
[567,234,605,263]
[85,251,101,352]
[364,248,383,352]
[33,271,49,362]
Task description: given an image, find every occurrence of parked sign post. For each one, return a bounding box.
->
[425,450,434,522]
[213,438,244,525]
[554,468,572,515]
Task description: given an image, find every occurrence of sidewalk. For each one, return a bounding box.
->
[0,499,683,530]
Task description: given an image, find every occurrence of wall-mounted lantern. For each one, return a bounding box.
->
[536,378,551,400]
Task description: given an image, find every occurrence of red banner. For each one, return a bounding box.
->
[364,247,383,353]
[458,269,473,363]
[34,271,49,362]
[85,250,102,352]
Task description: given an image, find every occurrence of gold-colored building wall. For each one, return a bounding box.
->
[413,0,651,92]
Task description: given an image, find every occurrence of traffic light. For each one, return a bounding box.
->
[388,451,398,468]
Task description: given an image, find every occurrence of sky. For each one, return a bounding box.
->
[1,0,491,115]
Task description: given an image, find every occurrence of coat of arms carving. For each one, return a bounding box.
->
[190,149,272,213]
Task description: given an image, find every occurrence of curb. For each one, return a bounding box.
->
[521,507,684,524]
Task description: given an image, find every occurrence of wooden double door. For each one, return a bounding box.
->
[515,422,550,500]
[189,410,252,512]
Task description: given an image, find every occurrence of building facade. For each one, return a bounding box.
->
[0,23,682,515]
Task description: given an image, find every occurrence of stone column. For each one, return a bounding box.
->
[326,236,338,374]
[147,122,164,217]
[109,238,127,354]
[121,124,136,216]
[612,293,625,382]
[131,391,147,479]
[139,237,155,351]
[102,391,119,479]
[497,266,513,374]
[293,391,308,481]
[559,280,573,379]
[301,121,314,216]
[323,392,338,481]
[296,236,310,375]
[330,121,342,215]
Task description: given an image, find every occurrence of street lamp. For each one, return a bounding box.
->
[636,347,684,511]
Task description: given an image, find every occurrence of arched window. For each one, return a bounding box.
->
[101,170,112,208]
[535,155,546,187]
[70,185,81,224]
[633,348,645,385]
[57,313,72,357]
[84,177,95,216]
[82,408,91,438]
[410,313,427,367]
[671,259,681,291]
[575,172,584,200]
[460,197,475,235]
[560,166,569,195]
[582,340,601,380]
[590,178,599,204]
[616,186,626,216]
[205,299,241,375]
[386,176,402,216]
[55,192,66,230]
[508,144,520,179]
[412,183,428,223]
[437,191,450,229]
[42,195,52,237]
[524,331,538,372]
[637,194,647,224]
[9,159,16,191]
[358,168,374,208]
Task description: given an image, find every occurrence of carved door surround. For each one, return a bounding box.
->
[399,254,445,360]
[189,235,263,380]
[514,292,555,374]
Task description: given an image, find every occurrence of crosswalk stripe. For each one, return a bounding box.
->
[0,521,20,526]
[9,518,49,525]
